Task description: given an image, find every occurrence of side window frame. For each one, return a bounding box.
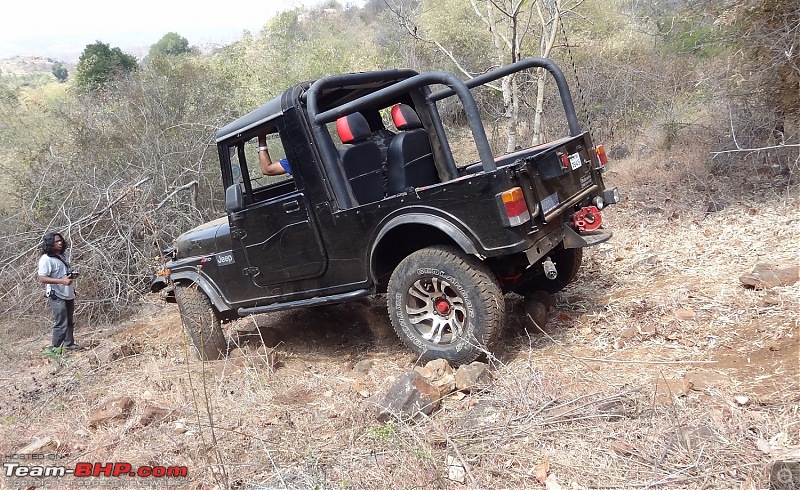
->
[221,116,301,207]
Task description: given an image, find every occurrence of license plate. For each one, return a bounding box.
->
[541,192,560,214]
[569,153,583,170]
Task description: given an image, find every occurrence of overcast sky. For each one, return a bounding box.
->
[0,0,360,61]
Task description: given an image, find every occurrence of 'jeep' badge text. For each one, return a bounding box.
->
[216,252,235,266]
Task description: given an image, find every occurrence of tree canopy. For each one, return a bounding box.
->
[51,62,68,82]
[75,41,138,91]
[148,32,192,58]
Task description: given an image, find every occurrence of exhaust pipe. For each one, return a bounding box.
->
[542,256,558,280]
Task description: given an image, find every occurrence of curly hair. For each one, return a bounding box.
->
[41,231,68,256]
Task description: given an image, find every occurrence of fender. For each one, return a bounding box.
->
[371,211,479,256]
[169,269,233,314]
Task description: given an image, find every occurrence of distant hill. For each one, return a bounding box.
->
[0,56,73,76]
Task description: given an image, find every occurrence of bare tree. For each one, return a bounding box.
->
[386,0,583,151]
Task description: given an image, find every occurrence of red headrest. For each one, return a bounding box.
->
[336,112,371,144]
[391,104,422,130]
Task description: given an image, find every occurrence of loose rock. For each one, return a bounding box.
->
[138,406,177,427]
[16,437,58,455]
[353,359,376,376]
[89,396,134,428]
[88,340,142,368]
[455,362,493,392]
[739,263,799,289]
[415,359,456,397]
[376,371,441,422]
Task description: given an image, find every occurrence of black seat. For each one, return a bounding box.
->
[387,104,440,195]
[336,113,384,205]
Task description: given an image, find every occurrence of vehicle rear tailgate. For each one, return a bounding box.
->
[514,133,600,223]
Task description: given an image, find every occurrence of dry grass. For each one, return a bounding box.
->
[0,151,798,490]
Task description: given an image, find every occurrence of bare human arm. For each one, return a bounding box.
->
[257,135,287,176]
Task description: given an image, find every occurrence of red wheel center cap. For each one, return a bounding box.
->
[435,298,451,315]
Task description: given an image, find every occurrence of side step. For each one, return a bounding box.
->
[237,289,371,316]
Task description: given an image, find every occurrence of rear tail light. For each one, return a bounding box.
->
[596,145,608,167]
[496,187,530,227]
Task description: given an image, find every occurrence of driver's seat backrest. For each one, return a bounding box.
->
[337,113,384,205]
[387,104,440,195]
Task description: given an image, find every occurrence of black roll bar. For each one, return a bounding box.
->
[429,57,582,137]
[307,70,497,174]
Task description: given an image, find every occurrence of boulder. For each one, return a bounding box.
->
[524,290,556,329]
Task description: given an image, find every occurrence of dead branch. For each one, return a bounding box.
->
[154,181,199,211]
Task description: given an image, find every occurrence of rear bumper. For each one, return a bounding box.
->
[562,224,613,249]
[524,223,612,265]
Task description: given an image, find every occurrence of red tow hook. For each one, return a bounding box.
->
[572,206,602,232]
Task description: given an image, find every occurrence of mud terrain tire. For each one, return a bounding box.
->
[387,245,505,366]
[174,284,226,361]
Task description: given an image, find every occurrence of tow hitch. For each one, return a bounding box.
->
[572,206,602,232]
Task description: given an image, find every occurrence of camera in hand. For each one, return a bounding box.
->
[67,270,80,278]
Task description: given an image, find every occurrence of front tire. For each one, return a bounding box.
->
[387,246,505,366]
[174,284,226,361]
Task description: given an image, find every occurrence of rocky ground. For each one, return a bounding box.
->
[0,169,798,489]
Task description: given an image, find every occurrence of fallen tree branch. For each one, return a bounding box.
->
[711,143,800,156]
[154,180,198,211]
[565,356,718,365]
[69,177,153,229]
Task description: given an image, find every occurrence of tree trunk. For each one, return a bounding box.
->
[532,0,562,146]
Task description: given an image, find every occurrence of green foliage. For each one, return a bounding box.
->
[368,421,398,440]
[659,20,722,57]
[418,0,493,70]
[75,41,138,91]
[51,62,68,82]
[149,32,192,58]
[43,346,64,361]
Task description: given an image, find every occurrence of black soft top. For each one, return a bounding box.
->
[215,69,420,144]
[215,94,285,143]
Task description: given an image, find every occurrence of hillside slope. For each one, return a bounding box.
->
[0,56,68,76]
[1,164,797,489]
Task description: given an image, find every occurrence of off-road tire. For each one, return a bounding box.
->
[387,245,505,366]
[174,284,226,361]
[511,246,583,295]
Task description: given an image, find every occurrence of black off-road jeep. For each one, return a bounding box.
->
[152,57,619,365]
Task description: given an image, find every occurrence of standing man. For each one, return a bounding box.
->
[37,232,82,351]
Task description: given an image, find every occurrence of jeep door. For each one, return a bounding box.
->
[234,188,326,289]
[225,132,327,301]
